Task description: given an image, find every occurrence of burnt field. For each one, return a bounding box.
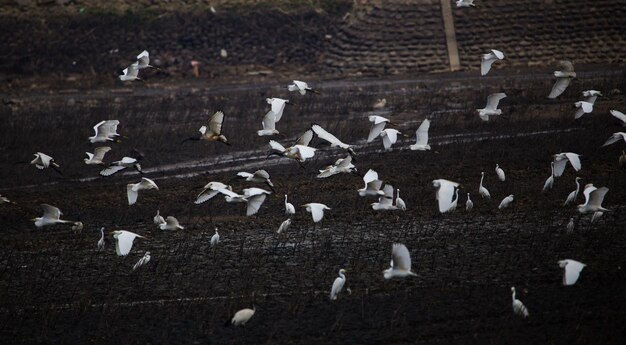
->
[1,70,626,344]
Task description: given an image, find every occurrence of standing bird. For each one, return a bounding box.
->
[257,111,279,137]
[553,152,581,177]
[330,269,347,300]
[432,179,460,213]
[548,60,576,99]
[126,177,159,205]
[30,152,62,175]
[383,243,417,279]
[511,287,530,318]
[31,204,74,228]
[380,128,402,151]
[234,170,274,190]
[284,194,295,215]
[317,155,357,178]
[288,80,319,95]
[311,124,356,156]
[277,219,292,234]
[132,252,151,271]
[577,185,609,214]
[153,209,165,226]
[159,216,184,231]
[211,228,220,246]
[465,193,473,211]
[84,147,112,165]
[183,111,230,145]
[89,120,121,143]
[265,98,289,122]
[601,132,626,147]
[543,162,555,192]
[479,172,491,199]
[498,194,514,210]
[395,189,406,211]
[609,109,626,126]
[97,227,105,251]
[410,119,431,151]
[558,259,586,286]
[367,115,390,143]
[111,230,146,256]
[302,203,331,223]
[495,164,505,182]
[358,169,384,197]
[477,93,506,121]
[230,306,256,327]
[563,177,582,206]
[372,184,398,211]
[566,218,575,233]
[480,49,504,76]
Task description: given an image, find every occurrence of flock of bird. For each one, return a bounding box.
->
[4,4,625,327]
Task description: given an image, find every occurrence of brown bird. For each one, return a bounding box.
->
[182,110,230,145]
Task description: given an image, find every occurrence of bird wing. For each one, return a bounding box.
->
[561,259,586,285]
[379,184,395,207]
[294,80,307,90]
[93,146,112,161]
[363,169,379,184]
[581,185,597,206]
[337,155,353,168]
[330,276,345,300]
[559,60,574,72]
[312,124,346,147]
[41,204,61,220]
[564,153,581,171]
[237,172,253,179]
[609,110,626,125]
[602,132,626,147]
[243,187,271,197]
[127,184,139,205]
[309,204,325,223]
[268,98,288,122]
[578,101,593,114]
[253,170,271,180]
[246,194,267,216]
[92,120,106,138]
[481,54,496,76]
[491,49,504,59]
[548,78,571,99]
[115,231,138,256]
[391,243,412,272]
[293,145,317,159]
[369,115,390,125]
[415,119,430,146]
[120,157,137,164]
[261,111,276,130]
[486,93,506,110]
[552,157,567,177]
[368,121,387,143]
[437,181,457,213]
[100,164,126,176]
[195,189,221,204]
[102,120,120,137]
[296,129,314,146]
[208,111,225,135]
[269,140,286,153]
[136,50,150,67]
[139,177,158,190]
[217,188,241,198]
[588,187,608,207]
[125,63,139,78]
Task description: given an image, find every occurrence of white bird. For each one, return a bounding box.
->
[317,155,357,178]
[159,216,184,231]
[395,189,406,211]
[498,194,514,210]
[495,164,505,182]
[0,195,11,204]
[288,80,318,95]
[211,228,220,246]
[89,120,120,143]
[257,111,279,136]
[30,152,62,174]
[230,306,256,326]
[84,146,111,165]
[311,124,355,156]
[563,177,582,206]
[477,93,506,121]
[410,119,431,151]
[380,128,402,151]
[383,243,417,279]
[268,130,317,163]
[432,179,460,213]
[330,268,347,300]
[71,221,84,233]
[219,189,247,204]
[132,252,151,271]
[367,115,389,143]
[601,132,626,147]
[126,177,159,205]
[548,60,576,99]
[302,203,331,223]
[543,162,555,192]
[265,98,289,122]
[277,218,292,234]
[447,189,460,212]
[135,50,155,69]
[478,172,490,199]
[358,169,384,197]
[31,204,73,228]
[372,184,398,211]
[465,193,473,211]
[481,49,504,76]
[111,230,146,256]
[558,259,586,286]
[609,109,626,126]
[574,90,602,119]
[183,110,230,145]
[372,98,387,109]
[194,181,231,204]
[100,156,143,176]
[235,170,274,189]
[119,63,140,81]
[566,217,574,233]
[553,152,581,177]
[284,194,295,215]
[243,188,271,216]
[97,227,105,250]
[153,209,165,226]
[511,287,529,318]
[577,184,609,214]
[456,0,476,8]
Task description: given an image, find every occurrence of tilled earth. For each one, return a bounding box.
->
[0,71,625,344]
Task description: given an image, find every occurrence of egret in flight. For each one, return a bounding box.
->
[380,128,402,151]
[432,179,460,213]
[100,155,143,176]
[383,243,417,279]
[257,111,279,137]
[481,49,504,76]
[234,170,274,190]
[288,80,319,95]
[558,259,586,286]
[372,184,398,211]
[553,152,581,177]
[609,110,626,126]
[266,98,289,122]
[195,181,231,204]
[30,152,62,175]
[111,230,146,256]
[268,129,316,163]
[89,120,120,143]
[302,203,330,223]
[574,90,602,119]
[311,124,356,156]
[577,184,609,214]
[84,147,111,165]
[317,155,357,178]
[358,169,384,197]
[127,177,159,205]
[548,60,576,99]
[159,216,184,230]
[410,119,431,151]
[477,93,506,121]
[601,132,626,147]
[183,111,230,145]
[31,204,74,228]
[367,115,389,143]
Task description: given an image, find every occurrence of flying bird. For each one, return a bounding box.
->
[609,110,626,126]
[330,268,347,300]
[563,177,581,206]
[31,204,74,228]
[577,184,609,214]
[317,155,357,178]
[135,50,156,70]
[548,60,576,99]
[265,98,289,122]
[380,128,402,151]
[268,129,316,163]
[498,194,514,210]
[553,152,581,177]
[119,64,141,81]
[194,181,231,204]
[358,169,384,197]
[100,156,143,176]
[456,0,476,7]
[601,132,626,147]
[89,120,120,143]
[257,111,279,137]
[558,259,586,286]
[220,188,271,216]
[383,243,417,279]
[127,177,159,205]
[477,93,506,121]
[481,49,504,76]
[234,170,274,190]
[511,287,529,318]
[159,216,184,230]
[574,90,602,119]
[367,115,390,143]
[183,111,230,145]
[30,152,62,174]
[311,124,356,156]
[288,80,319,95]
[410,119,431,151]
[302,203,331,223]
[84,146,111,165]
[372,184,398,211]
[111,230,146,256]
[132,252,151,271]
[432,179,460,213]
[479,172,490,199]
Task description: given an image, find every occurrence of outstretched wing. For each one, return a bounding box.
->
[415,119,430,146]
[296,129,314,146]
[391,243,412,272]
[486,93,506,110]
[208,111,225,135]
[548,78,571,99]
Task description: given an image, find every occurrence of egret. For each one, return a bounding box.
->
[182,110,230,145]
[358,169,384,197]
[558,259,586,286]
[277,218,292,234]
[481,49,504,76]
[574,90,602,119]
[31,204,74,228]
[409,119,431,151]
[380,128,402,151]
[84,146,111,165]
[372,184,398,211]
[89,120,120,143]
[132,252,151,271]
[195,181,231,204]
[311,124,356,156]
[211,228,220,246]
[317,155,357,178]
[498,194,514,210]
[577,184,609,214]
[395,189,406,211]
[221,188,271,216]
[111,230,146,256]
[159,216,184,230]
[372,98,387,109]
[284,194,295,215]
[563,177,581,206]
[367,115,389,143]
[230,306,256,326]
[477,93,506,121]
[609,109,626,126]
[100,156,143,176]
[456,0,476,7]
[383,243,417,279]
[432,179,460,213]
[478,172,490,199]
[126,177,159,205]
[268,129,316,163]
[30,152,62,174]
[71,221,84,233]
[288,80,319,95]
[543,162,555,192]
[465,193,473,211]
[495,164,505,181]
[266,98,289,122]
[153,209,165,226]
[447,189,460,212]
[553,152,581,177]
[601,132,626,147]
[0,195,11,204]
[302,203,330,223]
[548,60,576,99]
[566,217,574,233]
[511,287,529,318]
[235,170,274,190]
[97,227,105,251]
[119,64,140,81]
[257,111,279,137]
[330,268,347,300]
[135,50,155,70]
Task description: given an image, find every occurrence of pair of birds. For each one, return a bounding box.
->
[153,210,184,230]
[542,152,582,192]
[357,169,406,211]
[119,50,157,82]
[367,116,431,151]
